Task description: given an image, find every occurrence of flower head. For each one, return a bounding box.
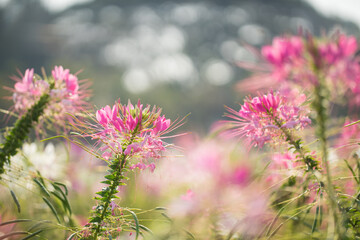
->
[8,66,90,133]
[223,91,310,148]
[86,99,178,171]
[237,33,360,106]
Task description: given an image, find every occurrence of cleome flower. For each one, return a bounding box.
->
[223,91,311,148]
[7,66,90,133]
[238,33,360,106]
[88,99,179,171]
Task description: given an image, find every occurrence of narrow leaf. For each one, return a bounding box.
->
[0,231,27,240]
[127,210,139,240]
[51,191,72,215]
[311,205,320,233]
[160,213,173,223]
[10,190,21,213]
[53,182,68,195]
[33,178,51,197]
[139,224,153,235]
[0,219,31,227]
[344,159,360,184]
[185,230,196,240]
[42,197,61,223]
[154,207,167,211]
[21,230,43,240]
[27,220,50,232]
[67,233,77,240]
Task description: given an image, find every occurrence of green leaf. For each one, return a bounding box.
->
[42,197,61,223]
[96,191,108,197]
[344,159,360,184]
[0,231,28,240]
[127,210,139,240]
[0,219,31,227]
[21,230,43,240]
[27,220,50,232]
[90,216,102,223]
[33,178,51,198]
[51,191,72,215]
[160,213,173,223]
[101,180,112,185]
[10,190,21,213]
[53,182,68,195]
[67,233,77,240]
[154,207,167,211]
[105,174,116,180]
[311,205,320,233]
[185,230,196,240]
[139,224,153,235]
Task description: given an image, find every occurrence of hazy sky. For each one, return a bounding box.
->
[304,0,360,27]
[0,0,358,27]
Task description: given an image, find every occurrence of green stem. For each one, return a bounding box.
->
[314,84,343,239]
[93,154,127,239]
[92,127,139,239]
[0,93,50,176]
[273,119,318,171]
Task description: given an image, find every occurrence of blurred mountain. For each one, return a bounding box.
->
[0,0,358,133]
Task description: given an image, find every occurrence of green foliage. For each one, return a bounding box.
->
[0,93,50,175]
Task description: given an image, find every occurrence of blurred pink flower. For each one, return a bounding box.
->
[223,91,310,148]
[8,66,91,133]
[266,152,303,185]
[335,119,360,157]
[262,36,303,68]
[237,33,360,106]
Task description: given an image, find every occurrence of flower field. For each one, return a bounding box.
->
[1,32,360,240]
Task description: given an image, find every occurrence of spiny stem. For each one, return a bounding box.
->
[0,93,50,176]
[93,154,127,239]
[92,127,139,239]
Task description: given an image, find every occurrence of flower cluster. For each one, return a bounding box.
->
[10,66,89,132]
[91,99,173,171]
[224,91,311,148]
[239,33,360,106]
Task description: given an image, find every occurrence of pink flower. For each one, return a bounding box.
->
[223,91,310,148]
[109,201,119,216]
[9,66,90,133]
[230,166,251,186]
[86,99,180,171]
[237,33,360,106]
[262,36,303,67]
[181,189,194,201]
[335,119,360,157]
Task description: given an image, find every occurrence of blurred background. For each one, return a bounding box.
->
[0,0,359,134]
